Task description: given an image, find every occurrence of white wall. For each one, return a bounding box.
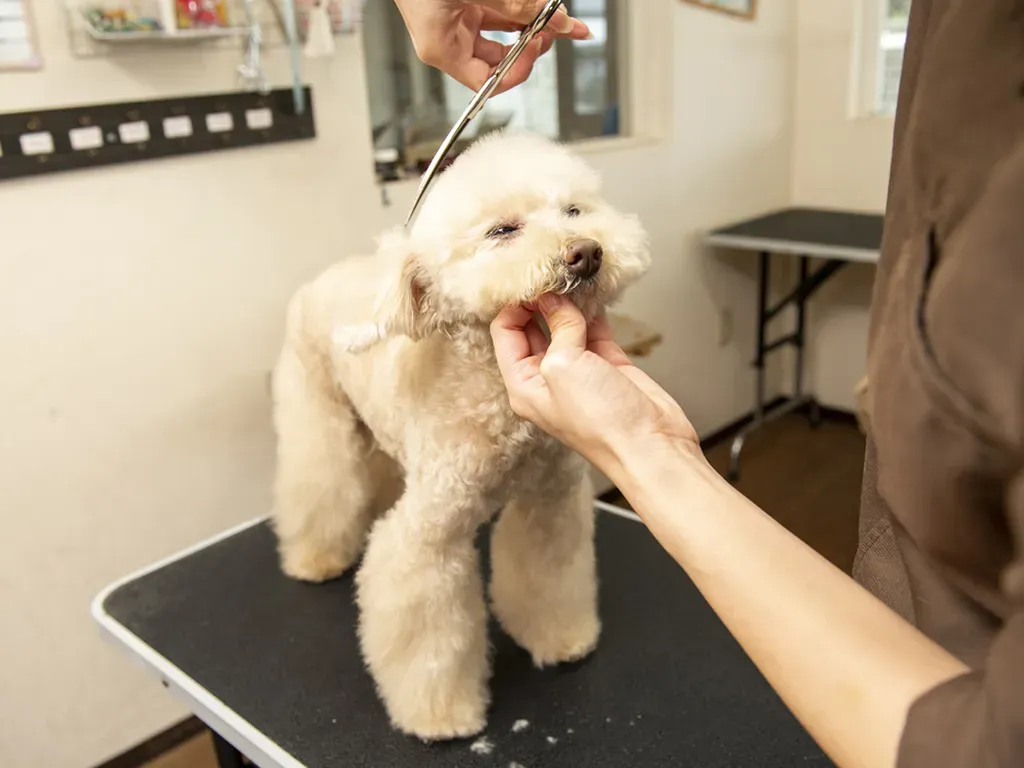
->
[636,1,797,430]
[791,0,894,408]
[0,2,795,765]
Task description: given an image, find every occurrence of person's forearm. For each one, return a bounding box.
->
[606,440,968,768]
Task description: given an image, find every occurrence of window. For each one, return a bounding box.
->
[859,0,910,116]
[361,0,626,183]
[877,0,909,113]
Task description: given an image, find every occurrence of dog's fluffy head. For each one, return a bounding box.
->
[337,133,650,352]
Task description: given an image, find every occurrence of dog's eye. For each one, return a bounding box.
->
[563,205,581,218]
[487,222,522,239]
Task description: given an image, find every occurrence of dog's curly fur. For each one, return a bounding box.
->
[270,133,650,741]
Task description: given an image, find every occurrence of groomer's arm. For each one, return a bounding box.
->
[614,439,967,768]
[490,295,968,768]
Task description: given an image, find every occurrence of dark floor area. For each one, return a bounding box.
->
[608,412,866,573]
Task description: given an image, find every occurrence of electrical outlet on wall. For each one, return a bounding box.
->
[718,308,734,347]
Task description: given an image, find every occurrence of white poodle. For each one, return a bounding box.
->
[270,132,650,741]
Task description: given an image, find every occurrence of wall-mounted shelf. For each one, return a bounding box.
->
[64,0,363,57]
[82,24,248,43]
[65,0,290,57]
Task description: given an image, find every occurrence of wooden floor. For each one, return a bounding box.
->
[141,732,217,768]
[138,412,865,768]
[708,411,865,573]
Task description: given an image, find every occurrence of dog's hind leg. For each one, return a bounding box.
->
[271,342,379,583]
[490,452,600,667]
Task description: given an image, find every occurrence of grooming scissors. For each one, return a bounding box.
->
[404,0,565,227]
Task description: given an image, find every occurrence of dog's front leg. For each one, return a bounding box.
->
[490,456,600,667]
[355,486,491,741]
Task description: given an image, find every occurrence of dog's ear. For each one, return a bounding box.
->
[332,229,439,353]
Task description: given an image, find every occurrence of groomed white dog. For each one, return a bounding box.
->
[270,132,650,741]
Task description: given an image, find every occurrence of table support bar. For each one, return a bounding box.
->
[728,253,846,482]
[212,731,247,768]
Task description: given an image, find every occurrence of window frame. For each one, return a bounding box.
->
[555,0,623,142]
[850,0,908,119]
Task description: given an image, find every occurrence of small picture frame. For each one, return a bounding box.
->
[680,0,757,21]
[0,0,42,71]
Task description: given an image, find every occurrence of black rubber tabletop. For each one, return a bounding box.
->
[103,511,831,768]
[709,207,884,253]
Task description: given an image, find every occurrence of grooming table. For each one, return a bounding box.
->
[93,504,832,768]
[705,207,884,482]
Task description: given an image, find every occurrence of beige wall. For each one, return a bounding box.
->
[0,2,796,765]
[791,0,894,408]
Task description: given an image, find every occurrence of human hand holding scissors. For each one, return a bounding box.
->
[393,0,590,93]
[405,0,582,226]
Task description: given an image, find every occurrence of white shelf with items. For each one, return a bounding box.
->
[83,0,236,38]
[66,0,286,56]
[65,0,364,56]
[81,23,248,42]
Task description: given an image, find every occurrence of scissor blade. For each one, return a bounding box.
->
[404,117,468,227]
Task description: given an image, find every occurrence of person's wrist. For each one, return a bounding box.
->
[604,429,701,494]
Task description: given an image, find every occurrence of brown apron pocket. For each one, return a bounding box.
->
[905,226,999,443]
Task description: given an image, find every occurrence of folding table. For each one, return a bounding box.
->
[94,504,833,767]
[705,207,883,481]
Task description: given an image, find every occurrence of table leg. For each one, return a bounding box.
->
[727,254,842,483]
[754,250,770,421]
[728,251,770,482]
[211,730,247,768]
[794,256,822,428]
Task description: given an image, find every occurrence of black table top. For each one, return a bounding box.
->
[100,510,831,768]
[706,207,884,260]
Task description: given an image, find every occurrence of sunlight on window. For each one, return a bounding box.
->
[876,0,910,114]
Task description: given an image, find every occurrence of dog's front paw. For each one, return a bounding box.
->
[493,602,598,667]
[279,542,355,583]
[388,686,488,742]
[519,616,601,668]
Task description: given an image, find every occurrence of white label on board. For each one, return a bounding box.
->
[20,131,54,155]
[206,112,234,133]
[245,107,273,130]
[119,121,150,143]
[163,115,193,139]
[69,126,103,151]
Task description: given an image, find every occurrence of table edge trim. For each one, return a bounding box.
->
[704,233,881,263]
[92,515,306,768]
[594,499,642,522]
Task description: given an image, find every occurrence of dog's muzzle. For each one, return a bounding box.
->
[562,239,603,280]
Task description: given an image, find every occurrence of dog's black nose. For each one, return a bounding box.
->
[563,239,603,279]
